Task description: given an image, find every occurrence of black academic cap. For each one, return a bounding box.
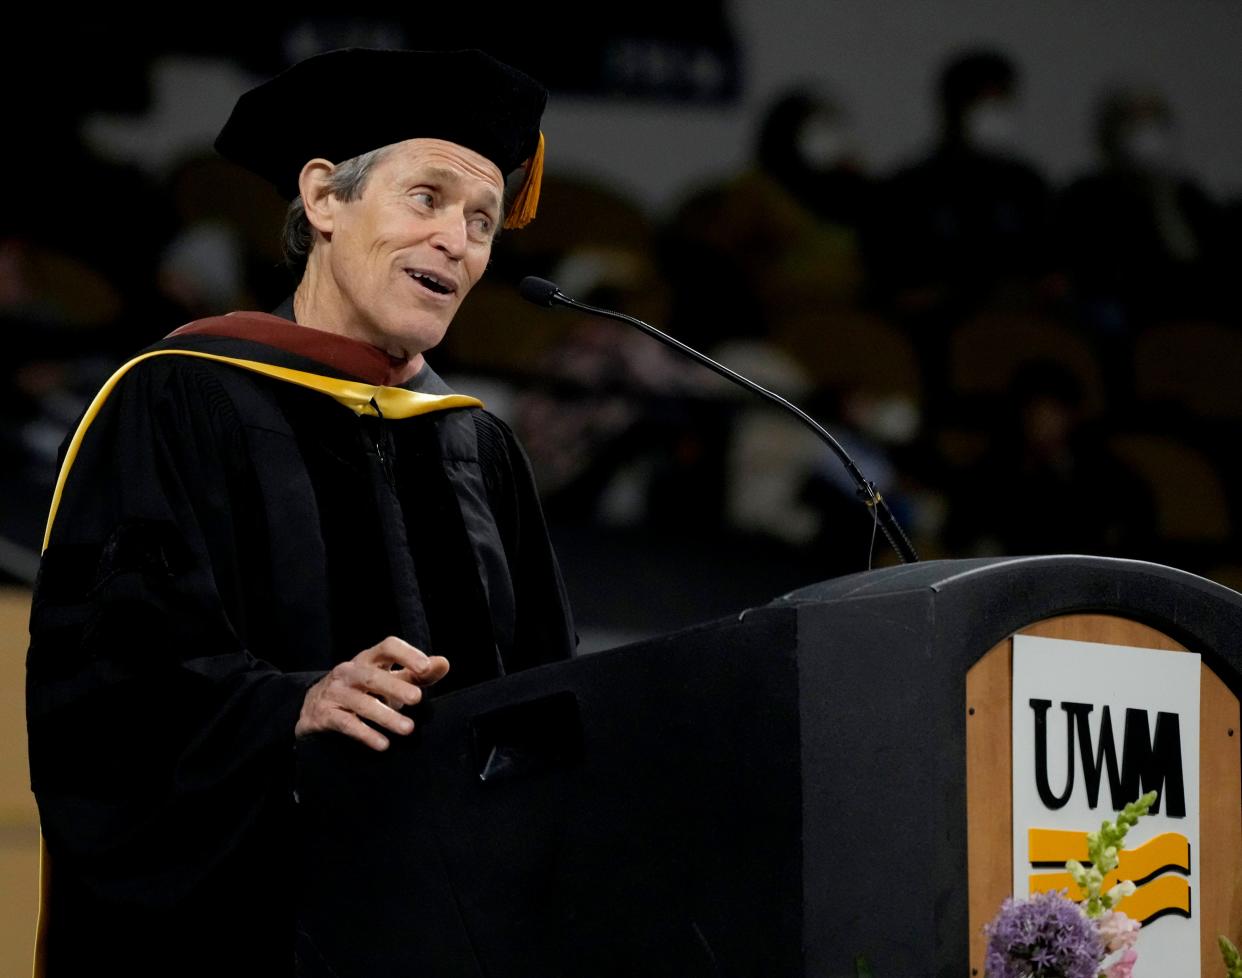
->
[214,48,547,227]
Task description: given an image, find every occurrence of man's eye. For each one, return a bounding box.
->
[411,191,434,207]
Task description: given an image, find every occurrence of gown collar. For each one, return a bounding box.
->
[167,296,427,389]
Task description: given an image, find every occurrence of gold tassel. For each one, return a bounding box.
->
[504,131,544,229]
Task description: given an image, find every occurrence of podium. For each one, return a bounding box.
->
[294,556,1242,977]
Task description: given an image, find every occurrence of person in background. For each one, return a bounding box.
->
[867,49,1052,324]
[1057,86,1225,334]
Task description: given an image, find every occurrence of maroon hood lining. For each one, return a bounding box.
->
[168,312,415,387]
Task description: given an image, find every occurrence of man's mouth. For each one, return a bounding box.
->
[406,270,455,296]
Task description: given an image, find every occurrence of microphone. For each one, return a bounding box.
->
[517,276,566,308]
[517,276,919,565]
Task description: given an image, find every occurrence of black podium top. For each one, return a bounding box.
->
[776,555,1242,695]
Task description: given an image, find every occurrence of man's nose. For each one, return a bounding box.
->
[429,209,469,259]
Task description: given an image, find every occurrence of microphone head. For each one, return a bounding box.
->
[518,276,564,307]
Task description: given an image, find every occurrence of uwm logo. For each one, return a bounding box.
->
[1029,699,1186,816]
[1025,698,1191,924]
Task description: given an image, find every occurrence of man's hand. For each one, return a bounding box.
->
[296,637,450,750]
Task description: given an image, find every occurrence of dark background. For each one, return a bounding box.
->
[3,4,1241,650]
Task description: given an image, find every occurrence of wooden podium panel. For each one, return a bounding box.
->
[966,614,1242,977]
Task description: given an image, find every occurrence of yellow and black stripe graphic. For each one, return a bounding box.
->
[1027,827,1191,924]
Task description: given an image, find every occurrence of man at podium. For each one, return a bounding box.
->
[26,48,575,977]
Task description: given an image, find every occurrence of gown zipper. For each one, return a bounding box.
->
[366,398,396,489]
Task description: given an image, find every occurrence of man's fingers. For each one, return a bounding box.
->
[363,668,425,707]
[327,711,391,752]
[366,638,451,685]
[410,654,450,685]
[296,639,450,748]
[335,687,415,736]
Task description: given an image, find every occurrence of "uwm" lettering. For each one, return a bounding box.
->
[1029,700,1186,817]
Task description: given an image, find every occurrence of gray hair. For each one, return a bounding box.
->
[281,146,392,276]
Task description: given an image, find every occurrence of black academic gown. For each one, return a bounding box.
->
[26,308,575,977]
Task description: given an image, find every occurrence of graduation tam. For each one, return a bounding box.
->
[215,48,547,228]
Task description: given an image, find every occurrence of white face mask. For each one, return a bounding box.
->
[964,99,1019,155]
[1121,121,1173,172]
[796,114,850,171]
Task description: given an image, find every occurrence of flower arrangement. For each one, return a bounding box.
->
[985,790,1242,977]
[984,793,1154,978]
[984,890,1106,978]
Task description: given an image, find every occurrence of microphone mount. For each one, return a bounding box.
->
[518,276,919,566]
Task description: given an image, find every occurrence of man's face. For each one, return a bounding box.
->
[314,138,505,358]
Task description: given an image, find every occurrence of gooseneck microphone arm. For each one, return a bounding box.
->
[517,276,919,565]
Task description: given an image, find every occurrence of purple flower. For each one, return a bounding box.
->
[984,891,1104,978]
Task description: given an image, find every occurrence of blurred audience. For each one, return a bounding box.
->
[511,247,732,533]
[1057,87,1227,335]
[945,361,1156,559]
[867,49,1053,326]
[661,85,872,349]
[2,37,1238,604]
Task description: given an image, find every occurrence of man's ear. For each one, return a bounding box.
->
[298,159,339,236]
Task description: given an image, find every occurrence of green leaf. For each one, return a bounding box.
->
[1220,935,1242,978]
[1065,792,1156,917]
